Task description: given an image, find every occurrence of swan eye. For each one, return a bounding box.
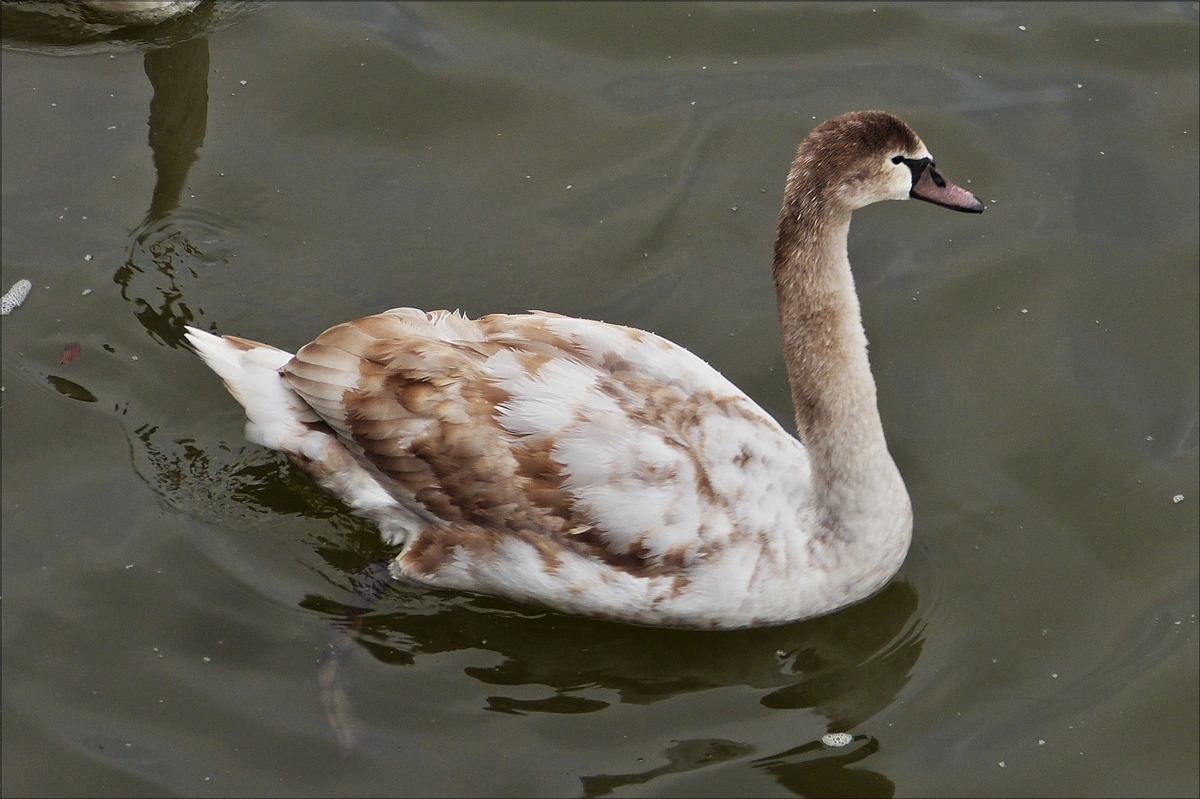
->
[891,155,904,164]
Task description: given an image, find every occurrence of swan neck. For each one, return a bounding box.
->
[772,204,901,511]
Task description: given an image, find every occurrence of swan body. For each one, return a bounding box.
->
[186,111,982,629]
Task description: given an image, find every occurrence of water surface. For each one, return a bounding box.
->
[3,3,1197,796]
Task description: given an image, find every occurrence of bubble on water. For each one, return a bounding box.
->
[821,732,853,747]
[1,279,31,315]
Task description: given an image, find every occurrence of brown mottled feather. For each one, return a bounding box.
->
[281,312,590,573]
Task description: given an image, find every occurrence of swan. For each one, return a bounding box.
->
[185,110,983,629]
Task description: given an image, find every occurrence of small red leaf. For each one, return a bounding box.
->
[61,342,82,364]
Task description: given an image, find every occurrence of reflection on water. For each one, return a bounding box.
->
[133,423,361,527]
[142,36,208,223]
[118,31,213,349]
[306,575,921,712]
[581,738,755,798]
[751,735,894,799]
[115,203,240,348]
[579,734,895,798]
[310,539,919,795]
[3,1,250,350]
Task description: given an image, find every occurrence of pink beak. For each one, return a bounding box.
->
[909,160,984,213]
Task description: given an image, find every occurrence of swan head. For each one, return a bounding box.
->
[788,110,984,215]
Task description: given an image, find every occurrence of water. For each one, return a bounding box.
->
[3,3,1197,796]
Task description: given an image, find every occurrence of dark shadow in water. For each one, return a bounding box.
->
[46,374,99,403]
[113,32,217,350]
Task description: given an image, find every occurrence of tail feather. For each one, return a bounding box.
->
[184,325,425,545]
[184,326,320,453]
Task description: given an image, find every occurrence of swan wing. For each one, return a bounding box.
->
[280,309,814,599]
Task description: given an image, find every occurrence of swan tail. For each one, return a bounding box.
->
[184,326,424,545]
[184,325,321,454]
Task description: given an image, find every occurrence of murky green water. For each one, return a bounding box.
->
[3,3,1197,796]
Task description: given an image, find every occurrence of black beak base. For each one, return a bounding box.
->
[905,158,984,213]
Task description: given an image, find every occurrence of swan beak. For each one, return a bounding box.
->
[909,162,984,213]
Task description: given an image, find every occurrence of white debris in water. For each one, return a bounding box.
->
[821,732,853,747]
[1173,494,1185,503]
[1,279,32,315]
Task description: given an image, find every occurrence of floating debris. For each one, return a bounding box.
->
[61,342,82,364]
[1,279,32,315]
[821,732,853,747]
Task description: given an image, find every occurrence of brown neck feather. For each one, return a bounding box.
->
[772,175,894,505]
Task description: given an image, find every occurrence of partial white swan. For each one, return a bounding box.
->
[186,111,983,629]
[80,1,202,24]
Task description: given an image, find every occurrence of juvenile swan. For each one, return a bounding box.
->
[186,111,983,629]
